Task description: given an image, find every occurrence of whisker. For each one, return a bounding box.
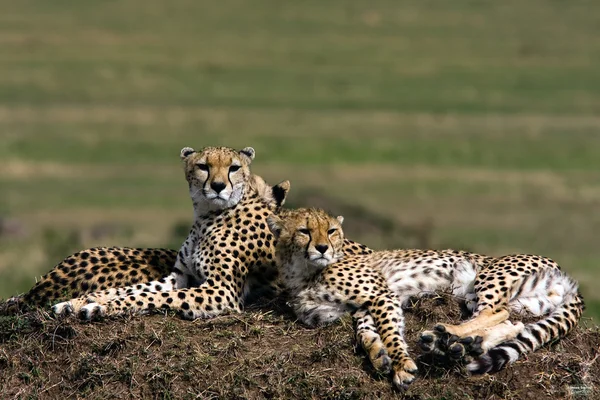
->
[190,187,204,198]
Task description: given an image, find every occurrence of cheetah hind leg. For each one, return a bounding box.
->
[419,320,524,363]
[434,308,510,338]
[419,324,486,360]
[419,308,507,359]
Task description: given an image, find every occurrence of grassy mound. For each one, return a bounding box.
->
[0,296,598,400]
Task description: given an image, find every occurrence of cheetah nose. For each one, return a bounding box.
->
[211,181,227,193]
[315,244,329,254]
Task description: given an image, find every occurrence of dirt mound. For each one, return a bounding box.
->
[0,296,598,400]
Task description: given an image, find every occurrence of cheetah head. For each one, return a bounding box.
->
[267,208,345,271]
[181,146,255,212]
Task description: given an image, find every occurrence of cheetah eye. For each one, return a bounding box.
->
[196,163,209,171]
[298,228,310,235]
[327,228,337,235]
[229,165,241,173]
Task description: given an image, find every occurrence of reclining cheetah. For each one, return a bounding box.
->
[3,146,293,315]
[49,145,292,318]
[266,208,584,389]
[51,146,371,320]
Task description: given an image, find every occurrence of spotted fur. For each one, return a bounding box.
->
[23,147,282,313]
[3,247,177,313]
[50,146,369,320]
[4,147,293,315]
[267,208,584,389]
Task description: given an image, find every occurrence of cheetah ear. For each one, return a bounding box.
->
[272,180,291,208]
[239,147,255,163]
[180,147,196,160]
[336,216,344,225]
[267,214,283,238]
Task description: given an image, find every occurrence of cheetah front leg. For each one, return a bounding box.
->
[354,309,392,374]
[53,271,190,316]
[78,282,242,320]
[366,294,418,390]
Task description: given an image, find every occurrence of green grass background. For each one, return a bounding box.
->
[1,0,599,321]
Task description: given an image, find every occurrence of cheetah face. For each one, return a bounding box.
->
[268,208,345,269]
[180,146,255,212]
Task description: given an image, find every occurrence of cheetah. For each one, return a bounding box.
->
[266,208,584,389]
[51,146,370,321]
[4,146,291,315]
[50,145,293,319]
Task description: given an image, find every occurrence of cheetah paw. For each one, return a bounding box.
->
[447,335,484,361]
[419,325,484,362]
[79,303,106,320]
[2,297,21,314]
[418,329,445,356]
[392,359,418,391]
[52,301,74,316]
[370,348,392,375]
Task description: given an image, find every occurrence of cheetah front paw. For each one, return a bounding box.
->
[79,302,107,320]
[372,349,392,375]
[392,359,418,390]
[52,301,74,316]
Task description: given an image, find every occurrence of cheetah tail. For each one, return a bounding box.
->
[467,273,584,374]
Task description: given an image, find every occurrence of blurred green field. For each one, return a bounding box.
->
[1,0,599,321]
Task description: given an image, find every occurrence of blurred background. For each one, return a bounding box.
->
[1,1,599,322]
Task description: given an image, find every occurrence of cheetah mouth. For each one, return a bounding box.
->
[190,187,230,203]
[308,255,331,268]
[203,192,231,202]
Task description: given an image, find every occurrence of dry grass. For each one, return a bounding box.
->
[0,296,598,400]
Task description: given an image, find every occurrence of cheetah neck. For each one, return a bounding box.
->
[279,253,325,295]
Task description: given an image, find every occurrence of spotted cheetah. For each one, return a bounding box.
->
[51,146,370,321]
[4,146,291,315]
[50,145,294,319]
[266,208,584,389]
